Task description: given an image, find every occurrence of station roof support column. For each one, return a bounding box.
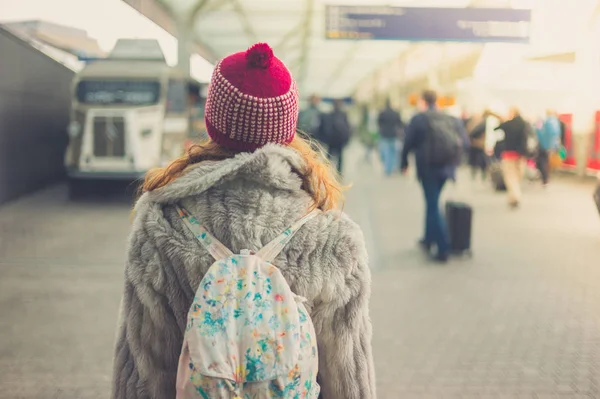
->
[571,0,600,176]
[176,15,193,77]
[171,0,213,77]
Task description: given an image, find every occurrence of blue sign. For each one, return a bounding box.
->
[325,6,531,43]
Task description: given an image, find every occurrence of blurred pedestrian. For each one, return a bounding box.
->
[401,90,469,263]
[377,99,404,176]
[535,109,562,186]
[461,109,471,128]
[467,111,489,181]
[323,99,352,174]
[494,107,529,208]
[298,94,325,144]
[111,43,375,399]
[359,107,379,163]
[559,118,567,146]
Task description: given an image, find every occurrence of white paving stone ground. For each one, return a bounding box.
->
[1,145,599,398]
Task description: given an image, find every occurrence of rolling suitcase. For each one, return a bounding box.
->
[489,161,506,191]
[445,201,473,256]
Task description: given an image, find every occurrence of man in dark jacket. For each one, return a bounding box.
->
[323,99,352,174]
[467,111,489,181]
[378,99,404,176]
[493,107,529,207]
[401,90,469,263]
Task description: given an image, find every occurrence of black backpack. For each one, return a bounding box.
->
[424,111,463,167]
[327,111,351,147]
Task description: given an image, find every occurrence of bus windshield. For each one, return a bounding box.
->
[76,80,161,106]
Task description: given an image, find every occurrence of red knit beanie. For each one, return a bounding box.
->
[205,43,299,152]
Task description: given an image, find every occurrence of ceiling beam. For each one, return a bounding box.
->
[296,0,315,91]
[123,0,177,34]
[274,22,302,54]
[229,0,258,44]
[348,0,494,98]
[199,30,285,39]
[349,44,421,97]
[197,0,232,17]
[187,0,210,24]
[321,42,361,95]
[121,0,218,62]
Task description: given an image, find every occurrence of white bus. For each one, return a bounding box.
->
[64,39,205,197]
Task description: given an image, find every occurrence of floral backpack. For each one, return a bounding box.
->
[175,206,320,399]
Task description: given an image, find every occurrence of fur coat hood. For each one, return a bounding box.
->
[112,144,376,399]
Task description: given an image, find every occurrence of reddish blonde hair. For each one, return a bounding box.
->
[142,135,345,211]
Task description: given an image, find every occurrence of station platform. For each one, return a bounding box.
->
[0,145,599,398]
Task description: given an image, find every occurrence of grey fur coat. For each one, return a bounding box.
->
[111,144,376,399]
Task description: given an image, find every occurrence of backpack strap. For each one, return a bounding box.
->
[257,210,320,263]
[175,205,234,261]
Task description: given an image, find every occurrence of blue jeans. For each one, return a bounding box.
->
[327,145,344,174]
[379,138,398,175]
[421,178,449,255]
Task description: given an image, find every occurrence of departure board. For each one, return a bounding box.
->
[325,6,531,43]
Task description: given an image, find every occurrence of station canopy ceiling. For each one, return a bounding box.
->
[155,0,477,98]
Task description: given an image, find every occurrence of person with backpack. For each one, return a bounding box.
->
[400,90,469,263]
[493,107,529,208]
[357,106,380,163]
[535,109,562,186]
[322,99,352,174]
[377,99,404,176]
[111,43,375,399]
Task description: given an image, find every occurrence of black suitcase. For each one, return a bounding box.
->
[445,201,473,256]
[489,161,506,191]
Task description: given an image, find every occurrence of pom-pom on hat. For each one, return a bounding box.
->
[204,43,299,152]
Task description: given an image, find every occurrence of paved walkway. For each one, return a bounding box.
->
[345,148,600,398]
[1,148,599,398]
